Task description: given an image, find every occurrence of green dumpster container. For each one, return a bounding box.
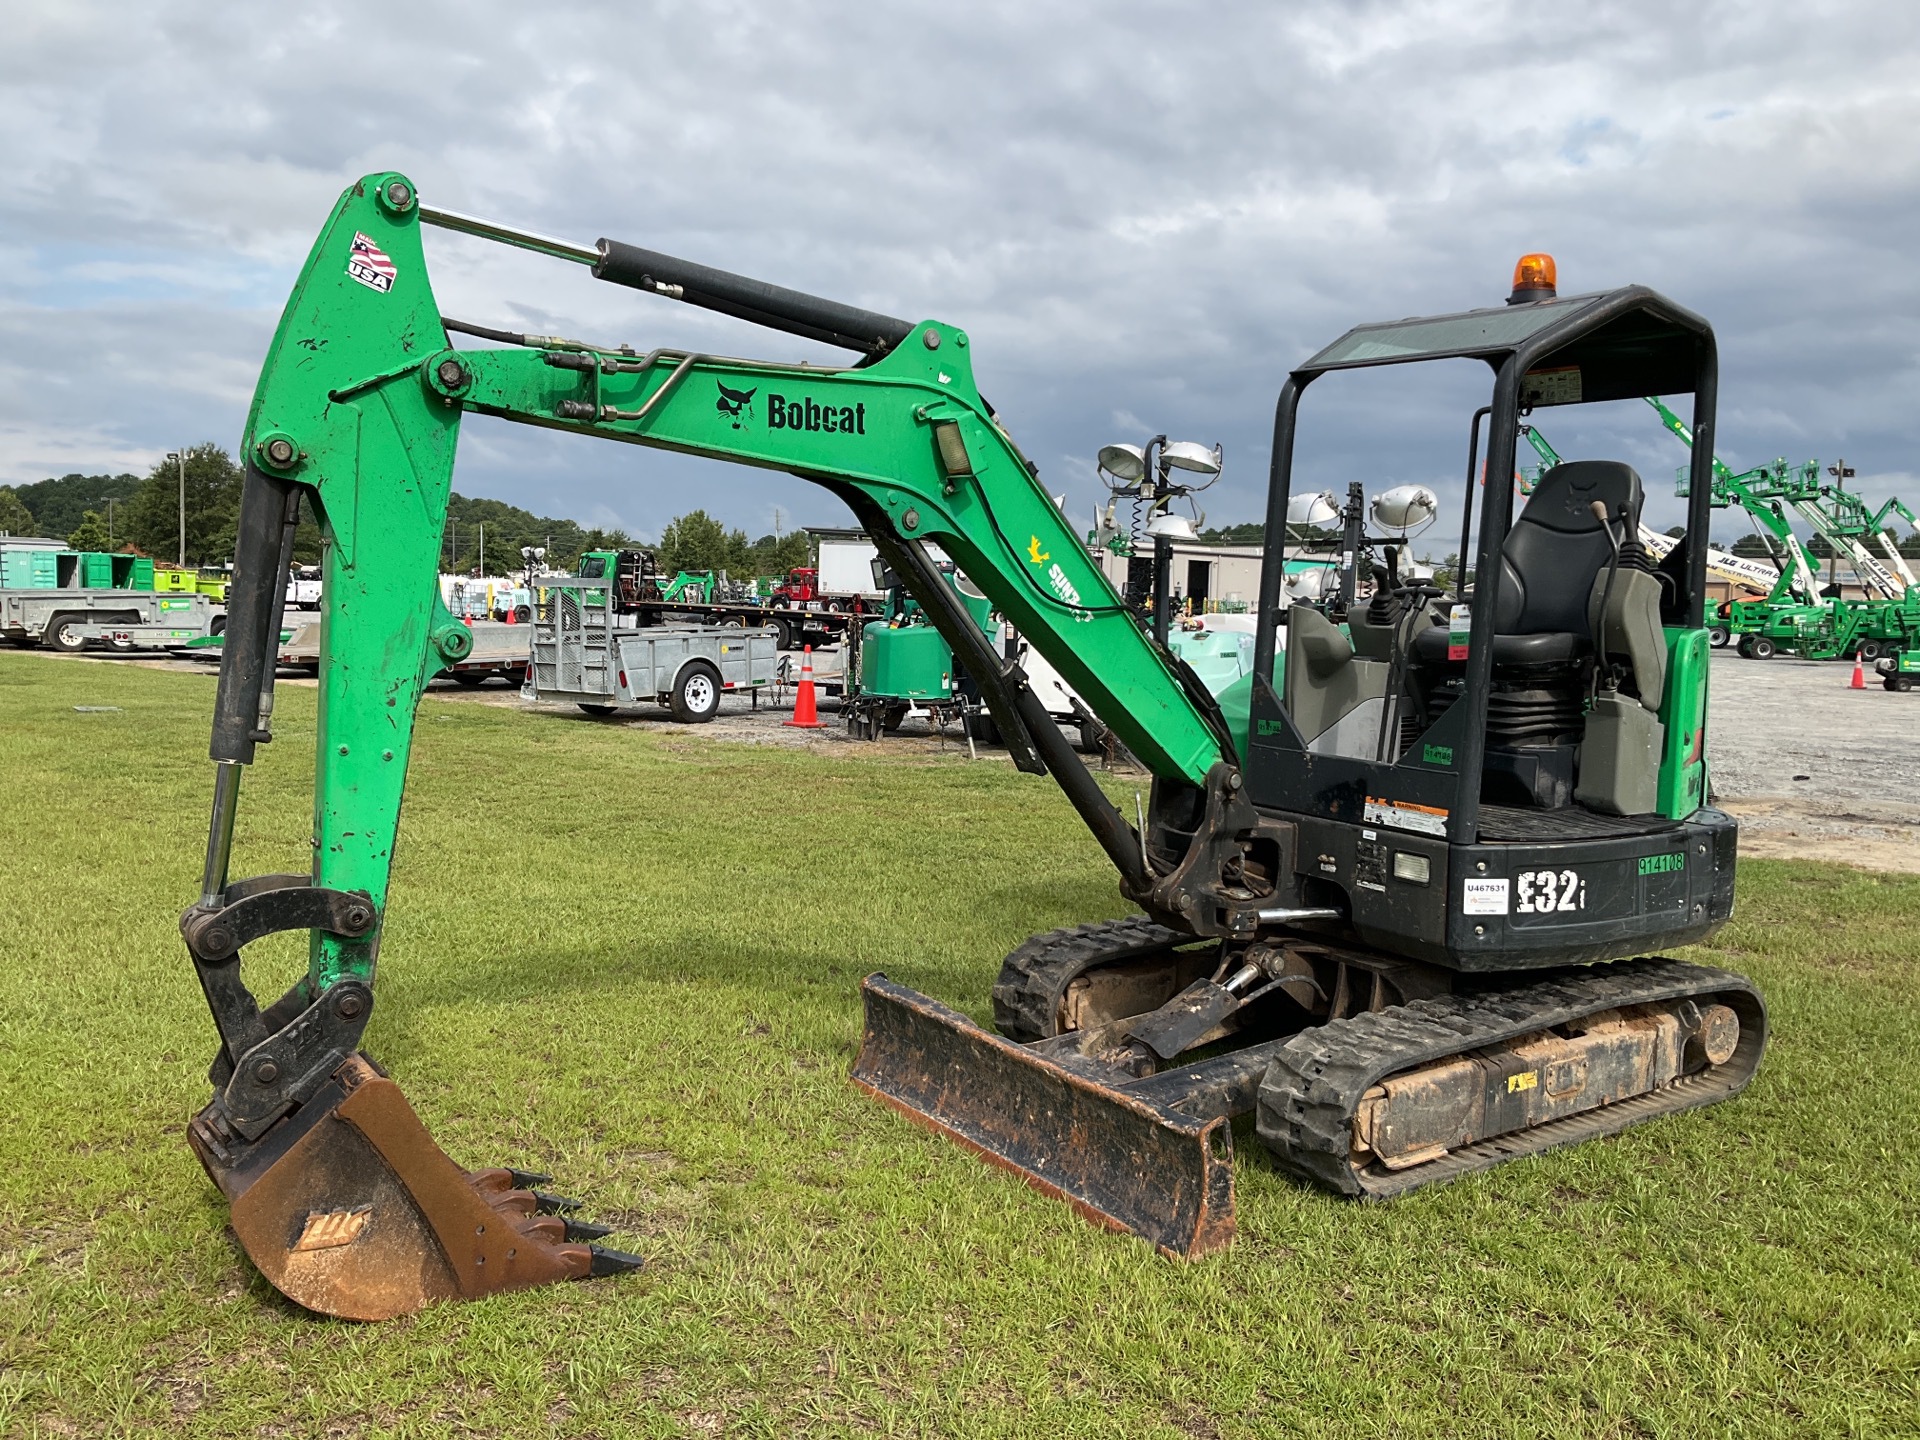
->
[58,552,115,587]
[109,555,156,590]
[0,549,58,589]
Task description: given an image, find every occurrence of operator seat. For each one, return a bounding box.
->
[1411,460,1645,667]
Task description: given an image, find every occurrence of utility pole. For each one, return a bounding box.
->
[167,449,186,564]
[1827,458,1855,594]
[478,521,485,576]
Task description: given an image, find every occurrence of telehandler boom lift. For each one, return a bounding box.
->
[185,184,1763,1319]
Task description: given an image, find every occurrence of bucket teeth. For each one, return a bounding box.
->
[470,1169,582,1214]
[191,1056,648,1320]
[588,1244,647,1277]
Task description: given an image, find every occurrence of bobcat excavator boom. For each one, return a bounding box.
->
[184,172,1229,1318]
[186,180,1763,1320]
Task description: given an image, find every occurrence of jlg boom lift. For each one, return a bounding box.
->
[184,180,1765,1319]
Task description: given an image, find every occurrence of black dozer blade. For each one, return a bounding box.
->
[851,974,1236,1257]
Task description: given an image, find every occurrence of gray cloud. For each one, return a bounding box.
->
[3,0,1916,553]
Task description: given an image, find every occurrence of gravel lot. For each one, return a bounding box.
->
[1703,649,1920,872]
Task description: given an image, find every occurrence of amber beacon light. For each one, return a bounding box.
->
[1508,253,1558,304]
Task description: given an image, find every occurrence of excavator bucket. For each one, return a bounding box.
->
[851,975,1237,1257]
[188,1055,641,1322]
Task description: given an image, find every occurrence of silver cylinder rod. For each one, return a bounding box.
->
[199,761,244,907]
[1254,906,1343,925]
[418,203,598,266]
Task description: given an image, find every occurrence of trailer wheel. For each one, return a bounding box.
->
[1708,624,1730,648]
[1857,640,1883,662]
[577,703,617,717]
[209,614,226,636]
[452,671,486,687]
[45,614,88,653]
[1749,635,1776,659]
[771,616,795,651]
[669,663,722,723]
[882,704,908,733]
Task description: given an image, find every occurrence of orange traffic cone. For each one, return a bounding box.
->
[785,644,823,728]
[1851,653,1866,689]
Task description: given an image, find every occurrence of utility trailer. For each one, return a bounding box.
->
[2,588,224,652]
[272,619,532,686]
[529,576,777,721]
[575,546,877,650]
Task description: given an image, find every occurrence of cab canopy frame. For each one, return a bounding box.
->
[1249,283,1720,847]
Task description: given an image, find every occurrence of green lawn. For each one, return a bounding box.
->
[1,652,1916,1438]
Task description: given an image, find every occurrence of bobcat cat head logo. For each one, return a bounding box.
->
[715,382,757,429]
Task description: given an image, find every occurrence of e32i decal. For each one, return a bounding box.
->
[1516,868,1586,913]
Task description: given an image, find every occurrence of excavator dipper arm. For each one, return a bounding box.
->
[184,172,1236,1317]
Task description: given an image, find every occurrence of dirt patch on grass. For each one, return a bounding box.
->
[1720,798,1920,875]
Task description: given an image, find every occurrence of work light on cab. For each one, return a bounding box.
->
[1508,252,1558,304]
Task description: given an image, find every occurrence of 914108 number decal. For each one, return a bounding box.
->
[1516,868,1585,913]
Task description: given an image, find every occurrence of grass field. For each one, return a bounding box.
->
[1,652,1917,1439]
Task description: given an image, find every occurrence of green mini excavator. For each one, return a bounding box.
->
[184,186,1763,1319]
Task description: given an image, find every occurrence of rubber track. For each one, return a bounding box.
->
[1255,957,1766,1198]
[990,917,1197,1041]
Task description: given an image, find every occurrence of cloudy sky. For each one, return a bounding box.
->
[4,0,1917,554]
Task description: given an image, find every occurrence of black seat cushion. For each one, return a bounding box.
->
[1407,461,1640,674]
[1494,461,1644,636]
[1410,625,1589,666]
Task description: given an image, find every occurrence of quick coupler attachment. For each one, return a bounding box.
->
[188,1054,644,1321]
[851,975,1236,1258]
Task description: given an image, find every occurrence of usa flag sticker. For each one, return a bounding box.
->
[346,232,398,293]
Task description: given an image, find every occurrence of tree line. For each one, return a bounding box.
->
[0,444,818,579]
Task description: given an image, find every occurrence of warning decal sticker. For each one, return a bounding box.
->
[1362,796,1449,837]
[1521,364,1581,406]
[347,232,398,293]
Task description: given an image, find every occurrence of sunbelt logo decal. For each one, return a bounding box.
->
[1027,534,1080,606]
